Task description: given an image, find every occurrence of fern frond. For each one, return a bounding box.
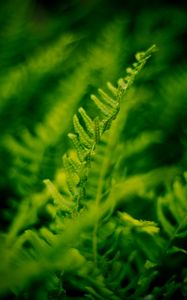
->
[65,45,157,208]
[157,177,187,239]
[0,34,74,113]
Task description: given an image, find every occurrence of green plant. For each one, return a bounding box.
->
[1,1,187,299]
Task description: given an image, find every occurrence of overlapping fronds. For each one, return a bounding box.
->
[0,2,187,299]
[0,46,159,299]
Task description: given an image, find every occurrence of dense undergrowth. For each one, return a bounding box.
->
[0,0,187,299]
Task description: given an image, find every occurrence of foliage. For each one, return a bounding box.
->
[0,1,187,299]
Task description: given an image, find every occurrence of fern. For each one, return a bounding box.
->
[62,44,157,210]
[2,42,186,299]
[0,45,157,299]
[1,19,126,199]
[0,2,187,299]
